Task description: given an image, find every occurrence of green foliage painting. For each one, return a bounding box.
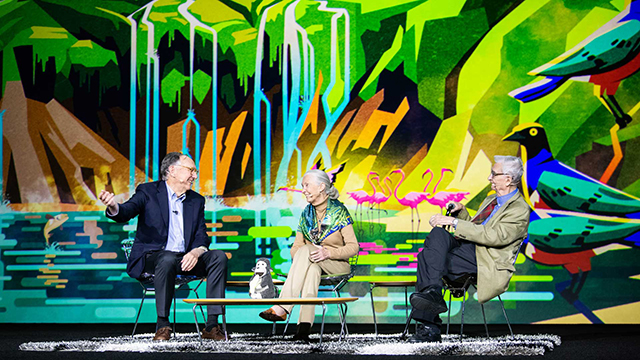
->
[1,0,640,325]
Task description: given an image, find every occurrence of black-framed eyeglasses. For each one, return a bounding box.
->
[176,164,199,175]
[490,171,508,178]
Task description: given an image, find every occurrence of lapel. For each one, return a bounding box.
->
[157,181,170,231]
[487,191,522,225]
[182,191,194,248]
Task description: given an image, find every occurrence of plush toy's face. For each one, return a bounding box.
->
[254,261,268,275]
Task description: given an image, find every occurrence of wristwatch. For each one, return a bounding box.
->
[452,219,458,229]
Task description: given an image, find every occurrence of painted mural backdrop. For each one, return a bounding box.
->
[1,0,639,325]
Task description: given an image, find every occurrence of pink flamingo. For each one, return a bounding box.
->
[346,172,377,227]
[391,169,429,234]
[423,168,470,210]
[277,187,302,193]
[369,174,393,231]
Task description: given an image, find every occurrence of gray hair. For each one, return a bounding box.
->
[494,155,524,186]
[161,152,184,180]
[303,169,340,200]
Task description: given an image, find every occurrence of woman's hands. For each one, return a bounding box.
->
[310,244,331,262]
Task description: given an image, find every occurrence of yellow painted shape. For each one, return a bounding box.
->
[71,40,93,48]
[29,26,69,39]
[535,301,640,324]
[232,28,258,45]
[341,155,377,205]
[241,143,251,179]
[199,112,247,196]
[353,98,408,152]
[190,0,245,23]
[630,274,640,280]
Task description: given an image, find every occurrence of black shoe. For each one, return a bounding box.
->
[409,323,442,343]
[410,287,447,314]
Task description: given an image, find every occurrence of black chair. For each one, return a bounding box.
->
[120,239,205,337]
[403,242,523,340]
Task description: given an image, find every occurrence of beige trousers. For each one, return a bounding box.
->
[279,244,350,325]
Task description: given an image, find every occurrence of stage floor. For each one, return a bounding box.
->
[2,323,639,359]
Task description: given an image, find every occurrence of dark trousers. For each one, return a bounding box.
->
[413,227,477,328]
[143,250,228,321]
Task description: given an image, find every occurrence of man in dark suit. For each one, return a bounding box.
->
[99,152,227,341]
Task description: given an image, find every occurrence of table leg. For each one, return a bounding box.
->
[222,309,228,341]
[369,284,378,337]
[192,304,202,343]
[319,303,327,345]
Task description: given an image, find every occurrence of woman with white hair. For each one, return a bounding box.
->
[259,169,359,341]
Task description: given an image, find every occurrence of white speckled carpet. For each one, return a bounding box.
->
[19,332,561,356]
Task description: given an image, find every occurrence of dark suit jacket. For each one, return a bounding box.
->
[108,181,210,279]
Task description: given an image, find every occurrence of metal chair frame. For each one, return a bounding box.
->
[121,239,206,337]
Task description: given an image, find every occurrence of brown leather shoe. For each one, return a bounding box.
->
[202,325,226,341]
[153,326,172,341]
[259,307,287,322]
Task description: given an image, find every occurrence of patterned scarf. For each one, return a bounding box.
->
[298,198,353,245]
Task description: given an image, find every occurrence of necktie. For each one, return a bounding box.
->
[471,198,498,224]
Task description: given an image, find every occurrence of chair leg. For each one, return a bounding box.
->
[132,288,147,337]
[498,295,514,338]
[446,290,453,335]
[369,284,378,337]
[480,303,489,337]
[459,287,466,341]
[172,296,177,336]
[402,308,415,338]
[282,306,293,337]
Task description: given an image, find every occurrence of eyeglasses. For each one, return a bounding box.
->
[489,171,508,178]
[176,164,199,175]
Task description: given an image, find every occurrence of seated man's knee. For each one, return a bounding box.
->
[204,249,227,266]
[424,227,449,247]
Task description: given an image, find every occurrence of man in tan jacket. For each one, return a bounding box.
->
[409,155,531,342]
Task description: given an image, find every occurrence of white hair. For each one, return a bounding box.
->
[494,155,524,185]
[303,169,340,200]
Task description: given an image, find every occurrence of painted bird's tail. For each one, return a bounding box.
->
[509,76,567,103]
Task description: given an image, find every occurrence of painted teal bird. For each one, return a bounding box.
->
[509,0,640,129]
[503,122,640,218]
[504,122,640,323]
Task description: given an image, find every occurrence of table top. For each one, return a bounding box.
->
[183,297,359,305]
[226,280,285,286]
[369,281,416,286]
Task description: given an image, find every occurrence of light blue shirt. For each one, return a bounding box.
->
[482,188,518,225]
[165,183,186,252]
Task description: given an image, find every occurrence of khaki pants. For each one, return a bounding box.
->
[279,244,350,325]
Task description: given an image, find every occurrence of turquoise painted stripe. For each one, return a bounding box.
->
[0,239,18,247]
[374,267,417,272]
[211,243,239,250]
[4,250,82,256]
[0,276,12,281]
[7,264,127,271]
[21,227,41,232]
[0,214,15,219]
[73,216,101,221]
[123,225,136,231]
[65,244,99,249]
[473,292,554,301]
[97,235,120,241]
[0,223,10,228]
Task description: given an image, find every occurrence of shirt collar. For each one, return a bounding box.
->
[496,188,518,207]
[165,182,186,202]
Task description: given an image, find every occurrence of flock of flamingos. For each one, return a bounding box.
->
[279,167,470,233]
